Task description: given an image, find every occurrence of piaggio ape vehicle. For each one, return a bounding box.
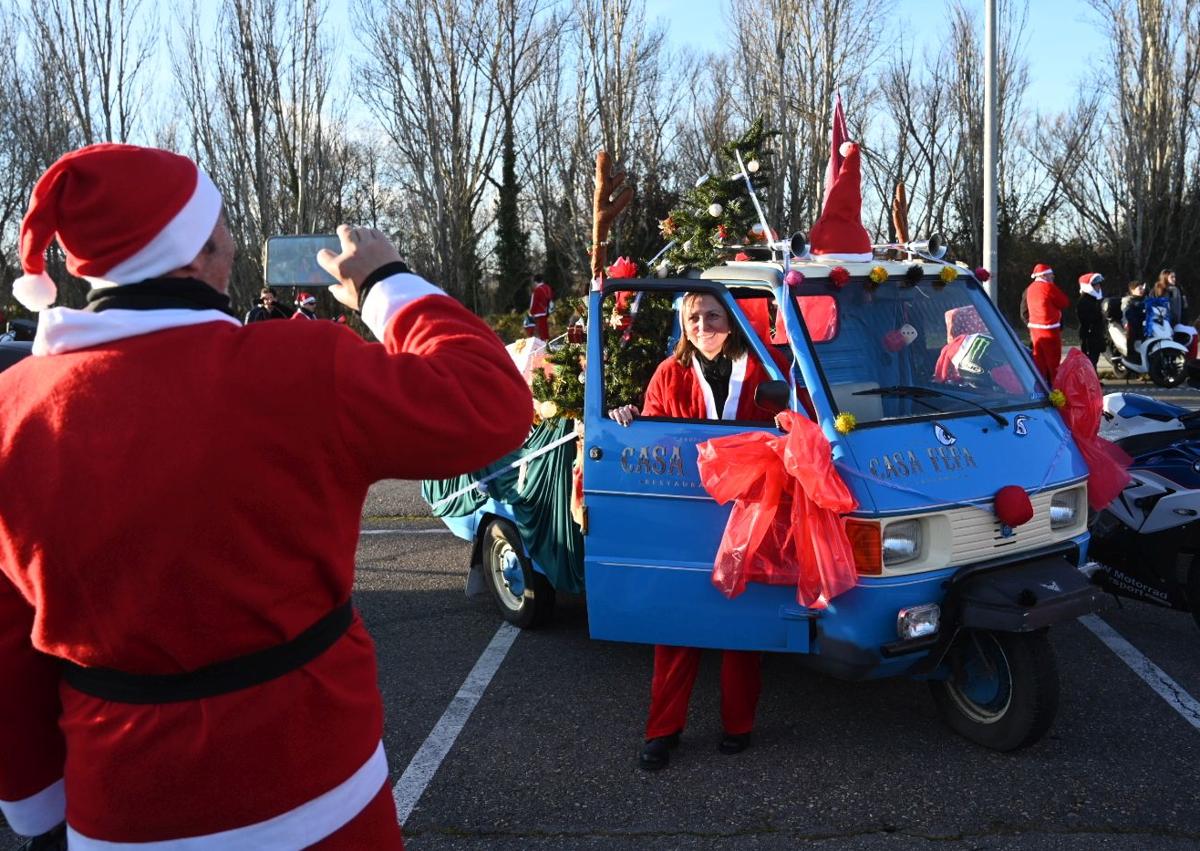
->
[426,245,1105,752]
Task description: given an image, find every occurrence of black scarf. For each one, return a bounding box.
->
[697,352,733,417]
[85,278,238,318]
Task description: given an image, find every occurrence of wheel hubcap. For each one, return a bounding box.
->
[489,538,525,612]
[946,633,1012,724]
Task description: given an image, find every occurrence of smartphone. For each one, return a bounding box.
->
[264,234,342,287]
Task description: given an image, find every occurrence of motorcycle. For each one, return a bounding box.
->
[1087,392,1200,628]
[1087,470,1200,629]
[1103,295,1194,388]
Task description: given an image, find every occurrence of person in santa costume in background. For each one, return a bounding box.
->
[292,290,319,319]
[1076,272,1106,369]
[1022,263,1070,384]
[0,144,531,850]
[527,273,554,339]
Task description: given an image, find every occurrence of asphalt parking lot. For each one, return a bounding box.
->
[4,378,1199,850]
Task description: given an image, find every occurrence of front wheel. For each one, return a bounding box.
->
[481,519,555,629]
[1150,349,1186,388]
[929,630,1059,751]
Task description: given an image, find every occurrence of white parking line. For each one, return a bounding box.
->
[392,622,520,824]
[360,528,453,535]
[1080,614,1200,732]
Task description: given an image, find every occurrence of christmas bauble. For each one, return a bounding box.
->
[747,159,760,173]
[708,203,723,217]
[682,240,692,252]
[750,223,764,235]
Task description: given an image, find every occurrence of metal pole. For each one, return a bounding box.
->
[983,0,999,301]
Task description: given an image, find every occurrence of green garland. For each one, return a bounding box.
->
[530,288,678,419]
[531,342,586,420]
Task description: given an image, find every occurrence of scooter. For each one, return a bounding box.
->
[1103,296,1193,387]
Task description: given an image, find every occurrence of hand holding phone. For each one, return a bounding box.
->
[317,225,404,312]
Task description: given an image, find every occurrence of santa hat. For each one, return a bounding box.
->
[13,143,222,312]
[1030,263,1053,279]
[297,291,317,306]
[809,142,872,262]
[1078,272,1103,288]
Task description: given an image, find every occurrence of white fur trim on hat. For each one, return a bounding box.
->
[811,251,873,262]
[13,271,57,312]
[94,169,223,285]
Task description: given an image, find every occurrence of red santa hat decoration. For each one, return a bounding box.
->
[13,143,222,312]
[1030,263,1054,280]
[809,142,872,262]
[297,292,317,306]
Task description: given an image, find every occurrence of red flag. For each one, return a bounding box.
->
[822,93,848,214]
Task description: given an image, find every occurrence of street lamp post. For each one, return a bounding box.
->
[983,0,998,301]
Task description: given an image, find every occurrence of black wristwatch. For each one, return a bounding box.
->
[357,261,411,312]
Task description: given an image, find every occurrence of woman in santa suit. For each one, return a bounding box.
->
[609,291,788,770]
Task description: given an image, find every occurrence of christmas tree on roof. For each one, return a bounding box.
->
[660,117,777,273]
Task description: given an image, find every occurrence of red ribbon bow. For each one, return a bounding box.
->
[696,411,859,608]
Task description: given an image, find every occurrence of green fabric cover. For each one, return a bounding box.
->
[421,419,585,594]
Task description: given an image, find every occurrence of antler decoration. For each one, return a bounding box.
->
[591,151,633,284]
[891,182,910,247]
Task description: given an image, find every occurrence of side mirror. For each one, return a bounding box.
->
[755,379,790,414]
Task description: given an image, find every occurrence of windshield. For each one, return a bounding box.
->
[790,275,1044,426]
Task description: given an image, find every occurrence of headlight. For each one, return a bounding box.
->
[897,603,940,639]
[1050,488,1081,529]
[882,519,921,566]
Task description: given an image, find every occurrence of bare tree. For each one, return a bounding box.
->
[22,0,157,144]
[1049,0,1200,280]
[357,0,504,308]
[725,0,895,235]
[172,0,357,310]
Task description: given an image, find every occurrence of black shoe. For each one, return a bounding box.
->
[17,824,67,851]
[718,731,751,755]
[638,732,681,771]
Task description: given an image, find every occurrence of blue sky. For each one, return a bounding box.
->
[646,0,1102,116]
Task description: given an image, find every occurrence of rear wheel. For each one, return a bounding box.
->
[929,630,1059,751]
[482,519,555,629]
[1150,349,1186,388]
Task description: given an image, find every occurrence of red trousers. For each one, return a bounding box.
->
[644,645,762,740]
[309,782,404,850]
[1030,329,1062,386]
[532,315,550,340]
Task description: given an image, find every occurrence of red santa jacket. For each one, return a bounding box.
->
[529,281,554,318]
[1024,279,1071,329]
[0,275,531,846]
[642,347,788,421]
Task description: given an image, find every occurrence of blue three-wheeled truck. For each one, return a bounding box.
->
[426,253,1103,752]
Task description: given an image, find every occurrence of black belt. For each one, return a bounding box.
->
[61,601,353,704]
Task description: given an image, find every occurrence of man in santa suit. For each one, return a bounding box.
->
[527,273,554,339]
[1023,263,1070,384]
[609,292,788,770]
[0,144,531,849]
[292,290,319,319]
